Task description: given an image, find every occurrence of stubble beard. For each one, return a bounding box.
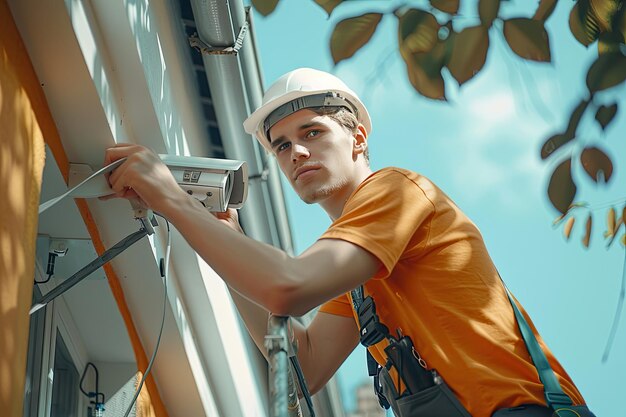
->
[297,175,349,205]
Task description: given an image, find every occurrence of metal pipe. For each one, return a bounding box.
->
[229,3,295,255]
[188,0,273,244]
[265,316,302,417]
[188,0,294,253]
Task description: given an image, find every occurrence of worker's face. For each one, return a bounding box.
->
[268,109,362,204]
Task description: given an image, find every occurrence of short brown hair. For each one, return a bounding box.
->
[310,106,369,163]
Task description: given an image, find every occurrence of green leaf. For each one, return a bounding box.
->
[447,26,490,85]
[314,0,343,16]
[251,0,279,16]
[403,50,448,100]
[330,13,383,64]
[616,3,626,40]
[540,99,591,159]
[533,0,558,22]
[595,103,618,130]
[541,133,574,160]
[397,9,440,56]
[430,0,460,15]
[399,29,450,101]
[569,0,598,46]
[568,0,622,46]
[581,146,614,183]
[565,100,590,138]
[503,18,551,62]
[479,0,501,27]
[589,0,621,32]
[548,158,577,214]
[598,31,625,54]
[396,9,448,99]
[586,52,626,92]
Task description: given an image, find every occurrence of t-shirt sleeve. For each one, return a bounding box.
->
[319,169,435,279]
[318,293,353,318]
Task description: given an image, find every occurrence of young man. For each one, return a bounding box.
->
[105,68,590,416]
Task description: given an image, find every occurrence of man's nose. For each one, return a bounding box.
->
[291,143,310,162]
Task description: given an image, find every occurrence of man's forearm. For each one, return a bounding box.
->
[162,194,303,314]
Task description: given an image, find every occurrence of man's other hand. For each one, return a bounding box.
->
[213,208,244,234]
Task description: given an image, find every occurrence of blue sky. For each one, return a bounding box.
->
[247,1,626,415]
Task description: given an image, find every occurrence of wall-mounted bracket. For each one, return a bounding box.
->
[188,8,249,55]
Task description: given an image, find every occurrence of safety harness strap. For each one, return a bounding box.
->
[352,282,574,410]
[504,287,573,408]
[352,285,392,409]
[352,285,383,377]
[351,285,365,311]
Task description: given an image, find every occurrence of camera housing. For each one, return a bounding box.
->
[159,154,248,212]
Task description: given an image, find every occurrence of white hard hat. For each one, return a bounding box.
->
[243,68,372,152]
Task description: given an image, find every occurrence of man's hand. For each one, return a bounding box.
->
[213,208,244,234]
[103,144,188,216]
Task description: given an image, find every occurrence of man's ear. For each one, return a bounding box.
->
[352,124,368,156]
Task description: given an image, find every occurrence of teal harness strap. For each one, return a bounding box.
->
[504,287,573,409]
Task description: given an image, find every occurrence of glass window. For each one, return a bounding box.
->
[50,330,79,417]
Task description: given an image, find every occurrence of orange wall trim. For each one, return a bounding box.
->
[0,1,167,416]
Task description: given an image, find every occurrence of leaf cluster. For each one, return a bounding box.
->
[543,0,625,225]
[543,0,624,252]
[306,0,561,100]
[555,203,626,249]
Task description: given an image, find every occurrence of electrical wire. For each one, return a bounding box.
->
[33,274,53,285]
[79,362,105,407]
[289,356,315,417]
[34,253,57,285]
[123,215,170,417]
[79,362,97,397]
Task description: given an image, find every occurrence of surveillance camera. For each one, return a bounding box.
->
[159,154,248,212]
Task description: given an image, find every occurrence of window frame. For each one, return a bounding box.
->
[26,261,90,417]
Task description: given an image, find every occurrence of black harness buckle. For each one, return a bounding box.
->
[357,296,390,347]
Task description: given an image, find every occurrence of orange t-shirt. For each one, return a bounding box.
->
[319,168,584,417]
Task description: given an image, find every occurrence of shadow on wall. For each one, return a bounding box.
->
[0,16,46,417]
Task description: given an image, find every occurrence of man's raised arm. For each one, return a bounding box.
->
[104,145,380,316]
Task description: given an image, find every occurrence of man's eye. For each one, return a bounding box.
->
[306,130,321,138]
[277,142,290,153]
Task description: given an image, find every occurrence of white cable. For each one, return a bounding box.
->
[39,158,126,214]
[123,215,170,417]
